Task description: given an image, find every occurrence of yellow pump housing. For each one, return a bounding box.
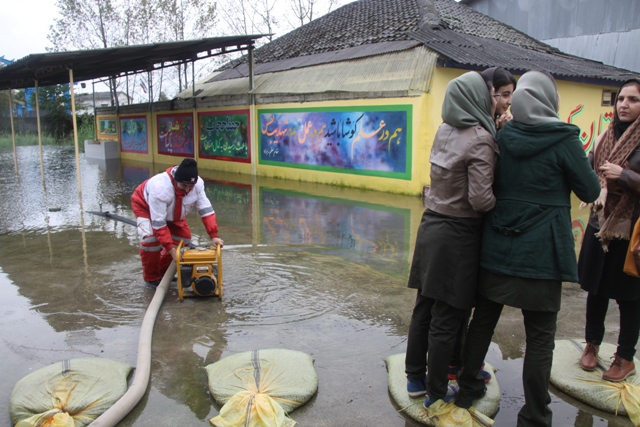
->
[176,240,223,302]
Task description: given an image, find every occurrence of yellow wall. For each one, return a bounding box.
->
[555,79,617,153]
[110,67,618,196]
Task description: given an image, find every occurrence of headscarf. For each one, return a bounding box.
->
[594,78,640,243]
[441,71,496,138]
[510,70,561,125]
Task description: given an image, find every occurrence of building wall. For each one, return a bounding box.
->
[101,67,619,196]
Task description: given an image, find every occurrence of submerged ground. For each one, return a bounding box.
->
[0,145,634,426]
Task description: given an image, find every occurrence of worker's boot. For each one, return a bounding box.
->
[603,354,636,382]
[579,342,599,371]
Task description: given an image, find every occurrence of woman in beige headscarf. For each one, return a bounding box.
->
[455,70,600,427]
[405,71,498,409]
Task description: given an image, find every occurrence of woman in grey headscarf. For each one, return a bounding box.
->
[455,71,600,427]
[405,71,498,409]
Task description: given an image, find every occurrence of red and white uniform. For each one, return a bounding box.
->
[131,166,219,282]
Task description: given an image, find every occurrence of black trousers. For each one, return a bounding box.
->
[405,290,469,398]
[585,292,640,361]
[457,294,557,427]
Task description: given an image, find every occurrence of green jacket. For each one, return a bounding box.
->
[480,121,600,282]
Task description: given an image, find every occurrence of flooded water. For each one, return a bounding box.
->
[0,145,634,426]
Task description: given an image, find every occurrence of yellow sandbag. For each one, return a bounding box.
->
[206,349,318,427]
[15,410,75,427]
[582,378,640,426]
[384,353,499,426]
[427,401,494,427]
[10,358,133,427]
[550,339,640,422]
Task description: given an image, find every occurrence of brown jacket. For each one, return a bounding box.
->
[426,123,498,218]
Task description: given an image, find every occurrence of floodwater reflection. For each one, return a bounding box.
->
[0,145,634,426]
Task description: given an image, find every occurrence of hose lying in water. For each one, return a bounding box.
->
[89,261,176,427]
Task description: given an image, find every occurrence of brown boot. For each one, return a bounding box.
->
[579,342,599,371]
[602,354,636,382]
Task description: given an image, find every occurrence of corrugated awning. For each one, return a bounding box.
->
[175,45,437,99]
[0,35,268,90]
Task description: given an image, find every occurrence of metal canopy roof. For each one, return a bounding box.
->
[0,35,268,90]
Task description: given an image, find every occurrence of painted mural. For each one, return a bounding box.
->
[259,106,412,180]
[198,110,250,162]
[157,113,194,156]
[119,116,148,153]
[98,117,117,138]
[260,187,409,275]
[567,105,614,153]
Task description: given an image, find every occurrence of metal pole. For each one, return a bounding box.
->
[35,80,45,185]
[192,60,197,161]
[92,81,97,139]
[148,71,154,163]
[248,44,257,177]
[192,60,196,108]
[69,69,83,201]
[69,69,89,272]
[248,44,255,91]
[8,87,17,172]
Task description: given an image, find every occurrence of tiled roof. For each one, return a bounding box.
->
[223,0,551,68]
[240,0,424,64]
[410,27,638,83]
[220,0,638,83]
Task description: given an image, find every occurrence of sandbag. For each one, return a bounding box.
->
[385,353,499,426]
[10,358,134,427]
[205,349,318,427]
[551,339,640,424]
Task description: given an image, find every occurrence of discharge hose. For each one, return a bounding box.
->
[90,261,177,427]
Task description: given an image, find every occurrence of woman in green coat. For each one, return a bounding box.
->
[455,70,601,427]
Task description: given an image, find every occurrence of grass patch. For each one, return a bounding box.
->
[0,132,63,150]
[0,118,96,152]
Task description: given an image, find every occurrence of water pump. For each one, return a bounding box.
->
[176,240,223,301]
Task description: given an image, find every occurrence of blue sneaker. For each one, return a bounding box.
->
[407,375,427,398]
[423,384,458,409]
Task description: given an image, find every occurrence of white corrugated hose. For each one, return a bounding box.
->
[89,261,176,427]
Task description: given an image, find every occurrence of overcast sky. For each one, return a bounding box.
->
[1,1,60,61]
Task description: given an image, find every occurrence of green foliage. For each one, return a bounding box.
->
[0,132,61,151]
[77,113,96,142]
[29,84,73,141]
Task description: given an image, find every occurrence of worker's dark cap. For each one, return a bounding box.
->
[174,158,198,184]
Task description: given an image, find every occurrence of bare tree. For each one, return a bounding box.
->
[157,0,218,93]
[283,0,345,31]
[48,0,123,103]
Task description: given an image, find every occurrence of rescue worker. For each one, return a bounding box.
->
[131,158,224,287]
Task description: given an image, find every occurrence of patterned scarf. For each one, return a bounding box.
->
[594,116,640,243]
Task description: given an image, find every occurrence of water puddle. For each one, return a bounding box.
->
[0,145,634,426]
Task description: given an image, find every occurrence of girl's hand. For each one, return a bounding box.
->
[599,161,623,180]
[496,111,513,129]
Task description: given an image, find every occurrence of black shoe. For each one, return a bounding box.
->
[145,280,161,288]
